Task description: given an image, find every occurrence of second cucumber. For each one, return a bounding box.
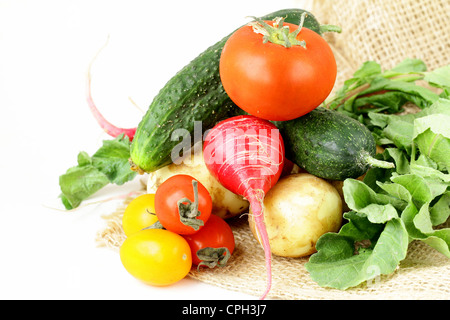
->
[275,107,395,180]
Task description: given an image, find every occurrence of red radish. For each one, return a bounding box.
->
[203,115,285,299]
[86,47,137,141]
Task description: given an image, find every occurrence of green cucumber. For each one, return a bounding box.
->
[129,9,328,174]
[275,107,394,180]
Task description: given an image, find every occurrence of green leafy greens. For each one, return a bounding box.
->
[59,134,137,210]
[306,59,450,290]
[326,58,450,122]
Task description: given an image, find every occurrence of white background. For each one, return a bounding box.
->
[0,0,313,300]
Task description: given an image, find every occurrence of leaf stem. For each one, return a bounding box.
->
[326,72,426,109]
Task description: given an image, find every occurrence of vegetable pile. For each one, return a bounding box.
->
[58,8,449,299]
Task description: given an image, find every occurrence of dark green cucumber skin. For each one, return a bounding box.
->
[275,107,377,180]
[130,9,322,173]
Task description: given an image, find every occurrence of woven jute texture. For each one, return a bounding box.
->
[96,0,450,299]
[97,196,450,299]
[313,0,450,95]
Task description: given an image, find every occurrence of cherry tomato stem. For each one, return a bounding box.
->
[155,175,212,235]
[183,215,235,267]
[122,194,159,237]
[196,247,231,270]
[177,180,203,229]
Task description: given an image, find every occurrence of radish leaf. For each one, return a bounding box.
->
[59,134,136,210]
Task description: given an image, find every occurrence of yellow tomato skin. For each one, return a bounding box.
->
[122,194,158,237]
[120,229,192,286]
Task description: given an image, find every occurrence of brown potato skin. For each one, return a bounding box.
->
[249,173,343,258]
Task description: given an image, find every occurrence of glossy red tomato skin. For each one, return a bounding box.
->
[219,22,337,121]
[155,174,212,235]
[183,214,235,266]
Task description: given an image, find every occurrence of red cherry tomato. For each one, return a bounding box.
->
[155,174,212,235]
[220,18,337,121]
[183,214,235,268]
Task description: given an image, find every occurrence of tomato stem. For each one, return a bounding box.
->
[140,209,165,231]
[142,220,164,230]
[176,180,205,231]
[290,11,307,39]
[196,247,231,271]
[248,13,307,48]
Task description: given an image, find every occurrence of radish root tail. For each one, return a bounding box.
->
[248,190,272,300]
[86,36,137,141]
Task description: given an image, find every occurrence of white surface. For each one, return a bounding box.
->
[0,0,312,300]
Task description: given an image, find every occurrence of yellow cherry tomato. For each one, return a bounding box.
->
[120,229,192,286]
[122,194,158,236]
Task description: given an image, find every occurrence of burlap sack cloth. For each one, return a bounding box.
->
[96,0,450,299]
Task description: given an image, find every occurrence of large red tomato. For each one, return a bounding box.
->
[219,19,337,121]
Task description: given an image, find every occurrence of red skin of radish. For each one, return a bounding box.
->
[203,115,285,299]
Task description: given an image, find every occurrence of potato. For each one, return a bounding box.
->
[249,173,343,258]
[147,149,249,220]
